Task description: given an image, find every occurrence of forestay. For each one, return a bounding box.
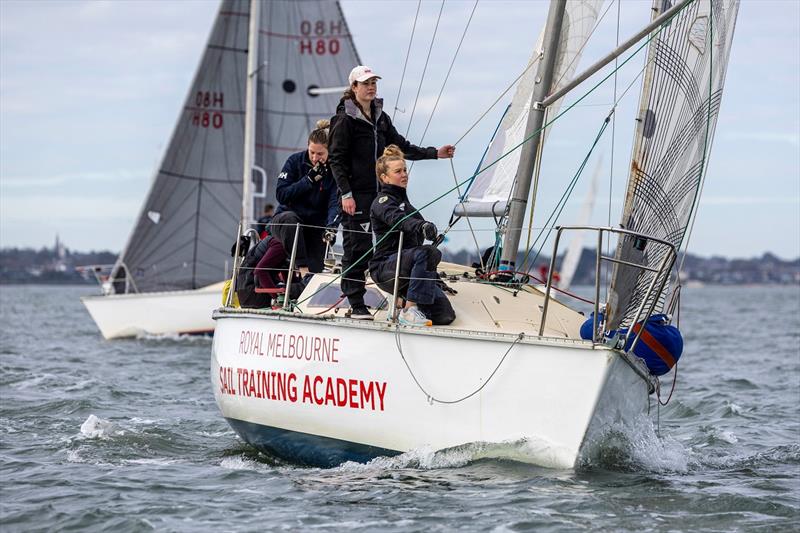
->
[455,0,602,218]
[112,0,359,294]
[607,0,739,330]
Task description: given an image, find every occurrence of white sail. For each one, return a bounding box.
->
[607,0,740,329]
[558,155,601,289]
[456,0,603,217]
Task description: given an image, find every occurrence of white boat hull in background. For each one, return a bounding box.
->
[82,282,222,339]
[211,310,649,469]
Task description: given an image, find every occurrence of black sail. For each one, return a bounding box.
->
[112,0,359,294]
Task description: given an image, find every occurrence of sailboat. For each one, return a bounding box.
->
[211,0,739,468]
[82,0,360,339]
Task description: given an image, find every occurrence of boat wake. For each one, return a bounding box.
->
[134,331,213,344]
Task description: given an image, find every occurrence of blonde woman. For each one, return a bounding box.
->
[368,145,455,327]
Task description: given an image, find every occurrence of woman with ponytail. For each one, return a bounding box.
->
[268,119,340,274]
[328,65,455,319]
[369,146,455,327]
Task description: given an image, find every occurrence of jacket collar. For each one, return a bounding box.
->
[343,98,384,125]
[381,183,408,199]
[300,150,312,169]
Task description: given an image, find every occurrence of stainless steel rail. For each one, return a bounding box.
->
[538,226,677,353]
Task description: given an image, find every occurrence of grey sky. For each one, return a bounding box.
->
[1,0,798,259]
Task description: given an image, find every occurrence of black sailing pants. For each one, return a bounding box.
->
[340,194,374,308]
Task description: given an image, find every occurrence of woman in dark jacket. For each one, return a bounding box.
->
[270,120,339,274]
[369,146,455,327]
[328,65,455,320]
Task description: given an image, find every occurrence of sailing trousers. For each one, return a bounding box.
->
[270,211,326,273]
[370,246,455,325]
[340,209,373,308]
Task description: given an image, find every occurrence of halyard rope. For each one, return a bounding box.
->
[404,0,445,137]
[392,0,422,121]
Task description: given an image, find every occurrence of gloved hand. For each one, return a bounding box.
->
[323,229,337,246]
[307,162,326,184]
[420,221,438,241]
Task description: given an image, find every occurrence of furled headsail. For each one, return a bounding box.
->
[606,0,739,329]
[454,0,603,218]
[112,0,359,294]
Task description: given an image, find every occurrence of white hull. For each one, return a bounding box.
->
[82,283,222,339]
[211,271,651,468]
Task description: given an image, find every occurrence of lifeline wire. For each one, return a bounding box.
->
[394,329,524,404]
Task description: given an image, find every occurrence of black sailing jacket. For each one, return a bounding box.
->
[274,150,339,228]
[328,98,438,198]
[369,184,427,266]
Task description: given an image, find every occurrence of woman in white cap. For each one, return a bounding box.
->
[328,65,455,320]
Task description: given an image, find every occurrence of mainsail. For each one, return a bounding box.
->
[252,0,360,212]
[455,0,602,217]
[112,0,359,294]
[606,0,739,329]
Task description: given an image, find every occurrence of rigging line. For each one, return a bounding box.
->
[454,0,612,153]
[453,55,541,147]
[521,107,549,275]
[447,157,485,271]
[293,23,663,308]
[394,329,524,405]
[520,116,611,271]
[392,0,422,121]
[606,0,621,297]
[417,0,479,146]
[404,0,445,138]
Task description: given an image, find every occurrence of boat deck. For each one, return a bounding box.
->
[228,262,588,341]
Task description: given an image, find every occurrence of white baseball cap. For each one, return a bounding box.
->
[348,65,381,85]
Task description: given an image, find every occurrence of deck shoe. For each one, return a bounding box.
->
[349,305,374,320]
[398,306,432,327]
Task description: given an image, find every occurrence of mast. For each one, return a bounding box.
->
[241,0,261,225]
[499,0,566,274]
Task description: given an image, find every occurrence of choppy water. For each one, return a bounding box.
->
[1,284,798,531]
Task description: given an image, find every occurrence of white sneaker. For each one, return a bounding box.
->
[398,306,432,327]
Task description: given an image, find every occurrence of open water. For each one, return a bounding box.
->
[1,284,798,531]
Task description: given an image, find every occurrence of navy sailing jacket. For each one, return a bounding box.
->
[328,98,438,198]
[369,184,428,265]
[274,150,340,228]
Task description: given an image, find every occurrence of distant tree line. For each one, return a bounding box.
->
[1,246,798,285]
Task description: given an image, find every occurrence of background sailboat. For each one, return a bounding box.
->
[83,0,359,339]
